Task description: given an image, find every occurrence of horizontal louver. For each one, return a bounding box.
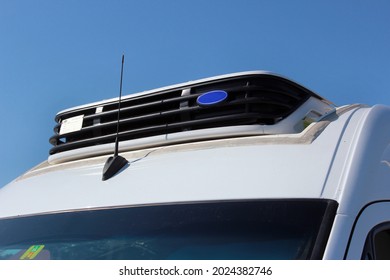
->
[49,74,317,155]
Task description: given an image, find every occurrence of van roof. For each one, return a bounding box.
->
[1,71,389,221]
[0,103,363,219]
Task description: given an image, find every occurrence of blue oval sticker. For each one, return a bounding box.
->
[197,90,228,107]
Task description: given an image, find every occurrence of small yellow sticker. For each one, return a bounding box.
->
[20,245,45,260]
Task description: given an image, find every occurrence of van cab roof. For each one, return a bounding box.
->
[1,71,389,223]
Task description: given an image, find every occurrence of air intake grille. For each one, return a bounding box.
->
[49,74,317,155]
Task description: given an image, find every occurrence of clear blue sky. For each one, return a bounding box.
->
[1,0,389,187]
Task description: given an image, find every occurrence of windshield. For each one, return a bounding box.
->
[0,199,337,260]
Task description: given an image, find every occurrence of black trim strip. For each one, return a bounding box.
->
[310,200,339,259]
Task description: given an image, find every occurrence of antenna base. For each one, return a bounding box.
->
[102,155,128,181]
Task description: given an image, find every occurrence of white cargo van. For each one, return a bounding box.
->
[0,71,389,260]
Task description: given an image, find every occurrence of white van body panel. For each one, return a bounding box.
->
[0,107,362,219]
[322,105,390,259]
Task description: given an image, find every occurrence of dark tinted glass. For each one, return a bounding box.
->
[0,200,336,260]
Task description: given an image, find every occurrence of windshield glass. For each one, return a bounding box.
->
[0,199,337,260]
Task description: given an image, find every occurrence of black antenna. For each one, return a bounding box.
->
[114,54,125,157]
[102,54,129,181]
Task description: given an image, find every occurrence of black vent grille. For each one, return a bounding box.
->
[49,74,316,155]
